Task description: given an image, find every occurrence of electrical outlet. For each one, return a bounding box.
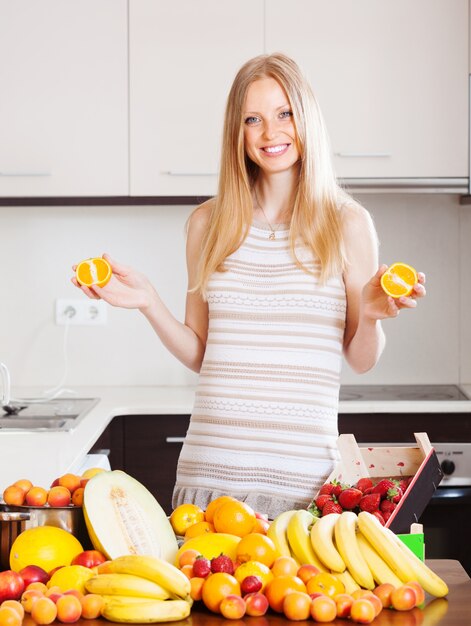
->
[55,298,108,326]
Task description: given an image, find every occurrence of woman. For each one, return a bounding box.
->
[73,53,425,519]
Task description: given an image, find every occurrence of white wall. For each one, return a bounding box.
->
[0,193,468,390]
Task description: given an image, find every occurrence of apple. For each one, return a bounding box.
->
[71,550,107,569]
[0,570,25,602]
[19,565,50,587]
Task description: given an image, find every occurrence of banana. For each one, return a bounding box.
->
[85,573,172,600]
[334,569,360,595]
[101,598,191,623]
[286,510,327,571]
[356,531,403,587]
[101,596,165,608]
[310,513,346,573]
[357,511,417,584]
[334,511,375,590]
[97,555,191,601]
[267,510,300,562]
[383,526,449,598]
[422,598,449,626]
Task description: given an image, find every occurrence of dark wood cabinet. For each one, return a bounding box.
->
[90,414,190,515]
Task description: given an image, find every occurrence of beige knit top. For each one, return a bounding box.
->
[172,220,347,519]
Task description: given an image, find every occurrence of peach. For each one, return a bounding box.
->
[80,593,104,619]
[64,590,84,601]
[178,549,200,569]
[297,564,321,584]
[310,595,337,622]
[56,594,82,622]
[219,594,246,619]
[270,556,299,577]
[58,474,82,494]
[13,479,33,494]
[25,486,48,507]
[2,486,25,506]
[71,488,84,507]
[0,606,21,626]
[0,601,24,620]
[244,591,269,616]
[334,592,354,618]
[180,564,194,580]
[31,596,58,625]
[20,589,43,613]
[47,486,71,507]
[283,590,312,621]
[362,592,383,617]
[350,598,376,624]
[391,584,418,611]
[407,581,426,606]
[373,582,396,608]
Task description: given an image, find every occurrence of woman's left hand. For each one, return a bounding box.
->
[361,264,426,321]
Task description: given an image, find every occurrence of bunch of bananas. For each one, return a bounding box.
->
[268,509,449,598]
[84,554,192,623]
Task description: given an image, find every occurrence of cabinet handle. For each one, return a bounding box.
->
[162,171,217,176]
[165,437,185,443]
[334,152,391,158]
[0,171,51,177]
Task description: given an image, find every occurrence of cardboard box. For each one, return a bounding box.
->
[322,432,443,534]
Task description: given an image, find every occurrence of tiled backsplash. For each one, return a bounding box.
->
[0,194,468,388]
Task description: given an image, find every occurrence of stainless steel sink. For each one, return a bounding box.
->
[0,398,99,431]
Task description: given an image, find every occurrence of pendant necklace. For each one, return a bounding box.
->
[254,190,282,240]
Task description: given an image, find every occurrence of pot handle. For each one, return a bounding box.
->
[0,512,31,521]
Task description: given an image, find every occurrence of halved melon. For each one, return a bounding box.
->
[83,470,178,564]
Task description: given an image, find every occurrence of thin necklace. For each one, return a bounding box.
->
[254,189,282,240]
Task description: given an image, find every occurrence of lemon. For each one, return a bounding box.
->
[48,565,94,594]
[234,560,274,591]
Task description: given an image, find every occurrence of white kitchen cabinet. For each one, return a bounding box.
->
[0,1,128,197]
[129,0,264,196]
[265,0,468,180]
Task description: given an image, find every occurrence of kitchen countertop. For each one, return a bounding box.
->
[1,384,470,492]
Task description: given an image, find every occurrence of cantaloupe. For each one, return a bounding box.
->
[83,470,178,564]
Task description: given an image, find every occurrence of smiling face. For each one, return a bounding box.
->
[243,77,300,176]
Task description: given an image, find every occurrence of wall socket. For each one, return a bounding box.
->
[55,298,108,326]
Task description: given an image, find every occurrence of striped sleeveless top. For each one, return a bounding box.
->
[172,220,347,519]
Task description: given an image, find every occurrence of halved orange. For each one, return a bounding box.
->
[76,257,112,287]
[380,262,418,298]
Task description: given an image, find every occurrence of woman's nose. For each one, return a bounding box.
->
[262,119,277,140]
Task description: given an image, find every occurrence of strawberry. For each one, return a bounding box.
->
[371,510,386,525]
[318,481,339,496]
[322,500,343,515]
[380,499,396,514]
[382,510,393,522]
[386,487,403,504]
[338,488,363,510]
[359,493,381,513]
[332,483,344,498]
[397,478,410,493]
[372,479,397,498]
[315,494,334,510]
[192,556,211,578]
[211,554,235,574]
[355,477,374,493]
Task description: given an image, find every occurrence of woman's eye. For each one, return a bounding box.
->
[244,116,260,125]
[280,110,293,119]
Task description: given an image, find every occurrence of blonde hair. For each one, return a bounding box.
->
[194,52,355,295]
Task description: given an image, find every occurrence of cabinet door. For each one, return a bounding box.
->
[0,1,128,196]
[266,0,468,179]
[129,0,264,196]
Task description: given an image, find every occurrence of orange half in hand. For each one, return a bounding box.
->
[380,262,418,298]
[76,257,112,287]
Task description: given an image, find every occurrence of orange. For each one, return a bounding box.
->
[47,565,93,595]
[204,495,237,523]
[235,533,277,568]
[306,572,345,597]
[233,560,274,592]
[9,525,83,572]
[213,500,256,537]
[271,556,299,577]
[380,262,418,298]
[170,503,205,536]
[75,257,112,288]
[184,520,215,540]
[3,485,26,506]
[264,575,307,613]
[201,572,241,613]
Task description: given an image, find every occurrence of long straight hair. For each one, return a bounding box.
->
[194,53,355,295]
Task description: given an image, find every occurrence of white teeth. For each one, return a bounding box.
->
[264,144,287,153]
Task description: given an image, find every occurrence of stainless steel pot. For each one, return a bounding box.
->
[0,505,92,570]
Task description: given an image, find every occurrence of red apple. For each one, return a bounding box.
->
[71,550,107,569]
[19,565,50,587]
[0,570,25,602]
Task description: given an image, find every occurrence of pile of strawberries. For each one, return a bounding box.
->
[309,476,413,525]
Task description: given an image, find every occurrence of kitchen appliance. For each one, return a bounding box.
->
[0,397,99,431]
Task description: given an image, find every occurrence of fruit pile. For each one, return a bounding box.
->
[170,495,448,623]
[309,476,412,524]
[2,469,103,509]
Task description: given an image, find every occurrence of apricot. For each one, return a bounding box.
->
[13,479,33,494]
[310,595,337,622]
[283,590,312,621]
[180,564,194,580]
[71,487,84,507]
[20,589,43,613]
[390,584,418,611]
[334,593,354,618]
[0,606,21,626]
[407,581,426,606]
[80,593,104,619]
[31,596,58,625]
[219,594,246,619]
[3,485,26,506]
[0,601,24,620]
[297,564,321,584]
[47,486,71,507]
[361,592,383,617]
[189,577,205,602]
[373,582,396,608]
[56,594,82,622]
[58,474,82,494]
[26,582,48,593]
[350,598,376,624]
[178,549,200,568]
[244,591,269,616]
[25,486,48,506]
[270,556,299,577]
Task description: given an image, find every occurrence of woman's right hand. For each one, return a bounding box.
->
[71,253,156,312]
